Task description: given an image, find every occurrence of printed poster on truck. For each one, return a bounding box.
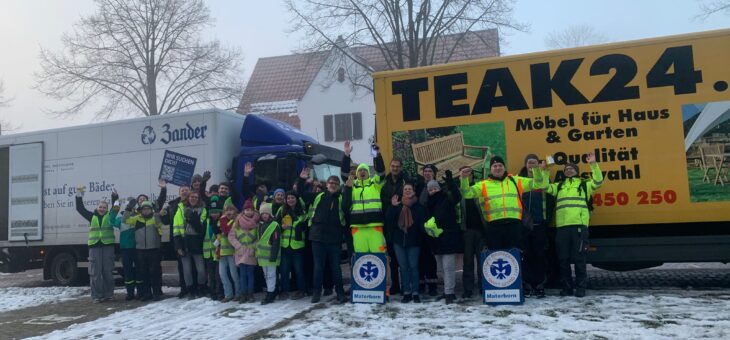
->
[158,150,197,187]
[374,30,730,226]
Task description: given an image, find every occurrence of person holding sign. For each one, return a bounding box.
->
[424,172,463,304]
[540,152,603,298]
[460,156,546,251]
[173,192,208,299]
[75,185,118,303]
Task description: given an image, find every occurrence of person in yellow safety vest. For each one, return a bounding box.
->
[340,140,387,253]
[275,191,308,300]
[257,203,281,305]
[74,185,119,303]
[123,200,165,301]
[539,152,603,298]
[173,192,208,299]
[217,199,240,302]
[202,195,223,301]
[230,199,259,303]
[459,155,547,251]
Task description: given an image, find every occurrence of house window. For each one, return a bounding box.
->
[323,112,362,142]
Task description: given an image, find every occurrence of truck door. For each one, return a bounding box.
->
[5,143,44,242]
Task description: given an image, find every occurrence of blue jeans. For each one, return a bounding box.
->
[312,241,344,296]
[394,244,420,295]
[238,264,255,294]
[280,247,305,292]
[218,256,239,298]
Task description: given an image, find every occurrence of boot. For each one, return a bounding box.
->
[186,286,196,300]
[428,283,438,297]
[291,291,305,300]
[412,295,421,303]
[125,285,135,301]
[197,284,208,297]
[445,294,456,304]
[311,292,321,303]
[261,292,276,305]
[575,288,586,298]
[535,288,546,299]
[401,294,412,303]
[278,292,289,300]
[461,290,472,299]
[336,293,348,304]
[323,288,333,296]
[560,288,574,297]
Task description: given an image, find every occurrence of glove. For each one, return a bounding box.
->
[443,169,453,182]
[202,170,211,182]
[225,168,234,181]
[125,198,137,212]
[111,190,119,201]
[213,239,221,247]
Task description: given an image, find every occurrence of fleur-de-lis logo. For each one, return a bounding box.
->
[359,261,379,282]
[490,258,512,280]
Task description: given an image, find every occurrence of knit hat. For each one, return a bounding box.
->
[273,188,286,197]
[490,155,505,167]
[140,200,154,209]
[422,164,438,174]
[565,163,580,173]
[524,154,539,165]
[426,180,441,191]
[223,197,237,211]
[243,198,254,210]
[259,202,273,216]
[191,174,203,184]
[208,195,222,213]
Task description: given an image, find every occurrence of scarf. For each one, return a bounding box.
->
[398,194,416,232]
[237,213,259,230]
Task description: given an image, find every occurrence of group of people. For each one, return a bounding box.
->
[76,140,603,305]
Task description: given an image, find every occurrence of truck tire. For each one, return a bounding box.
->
[50,252,81,286]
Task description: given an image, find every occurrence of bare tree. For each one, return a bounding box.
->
[696,0,730,19]
[36,0,244,119]
[0,79,19,134]
[285,0,525,91]
[545,24,609,49]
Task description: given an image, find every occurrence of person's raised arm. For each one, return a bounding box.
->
[156,179,167,212]
[241,162,254,201]
[341,141,353,182]
[74,185,93,222]
[586,152,604,191]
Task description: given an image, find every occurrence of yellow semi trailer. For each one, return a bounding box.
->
[373,29,730,270]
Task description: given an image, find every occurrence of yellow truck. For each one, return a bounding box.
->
[373,29,730,270]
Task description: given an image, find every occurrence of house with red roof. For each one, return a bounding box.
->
[238,29,500,164]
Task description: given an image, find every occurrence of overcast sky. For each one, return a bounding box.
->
[0,0,728,134]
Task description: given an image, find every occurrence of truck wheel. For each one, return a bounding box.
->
[50,252,80,286]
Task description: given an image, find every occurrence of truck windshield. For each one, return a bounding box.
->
[312,163,341,183]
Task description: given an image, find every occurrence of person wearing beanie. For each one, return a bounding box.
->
[275,191,307,300]
[340,140,387,254]
[230,199,259,303]
[296,168,351,304]
[458,165,486,300]
[543,152,603,298]
[256,203,281,304]
[124,199,165,301]
[216,197,239,302]
[518,154,549,299]
[272,188,286,214]
[173,191,208,299]
[459,155,547,252]
[415,163,440,297]
[202,196,223,300]
[425,170,463,304]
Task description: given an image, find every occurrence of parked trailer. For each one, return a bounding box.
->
[372,29,730,270]
[0,109,342,284]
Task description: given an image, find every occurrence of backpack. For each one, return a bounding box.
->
[556,178,594,212]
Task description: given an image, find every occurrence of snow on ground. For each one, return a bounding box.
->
[26,290,730,339]
[0,286,88,312]
[32,296,318,340]
[271,291,730,339]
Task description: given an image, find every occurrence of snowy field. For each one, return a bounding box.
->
[0,286,88,312]
[28,290,730,339]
